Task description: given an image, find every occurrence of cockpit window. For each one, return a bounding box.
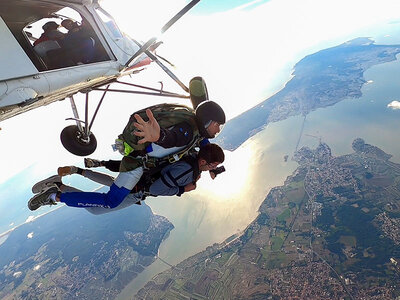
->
[0,1,111,72]
[25,7,82,40]
[95,7,123,39]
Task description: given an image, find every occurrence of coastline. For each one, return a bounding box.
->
[129,40,400,298]
[0,205,63,240]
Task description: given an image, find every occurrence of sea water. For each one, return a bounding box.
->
[117,47,400,300]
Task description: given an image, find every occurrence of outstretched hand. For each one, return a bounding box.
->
[132,109,160,144]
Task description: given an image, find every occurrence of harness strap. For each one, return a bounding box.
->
[166,171,179,187]
[161,175,173,188]
[166,135,202,163]
[138,135,201,171]
[175,168,193,181]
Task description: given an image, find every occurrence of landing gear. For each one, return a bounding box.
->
[61,92,105,156]
[60,125,97,156]
[60,73,197,156]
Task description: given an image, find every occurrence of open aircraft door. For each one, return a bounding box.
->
[0,17,38,81]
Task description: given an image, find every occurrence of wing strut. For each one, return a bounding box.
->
[124,0,201,68]
[145,50,189,93]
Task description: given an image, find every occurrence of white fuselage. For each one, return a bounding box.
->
[0,0,149,121]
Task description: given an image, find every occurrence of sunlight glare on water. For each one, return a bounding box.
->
[195,143,254,201]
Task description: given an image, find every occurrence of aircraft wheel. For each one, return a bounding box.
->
[60,125,97,156]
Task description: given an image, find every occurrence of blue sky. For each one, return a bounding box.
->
[191,0,269,14]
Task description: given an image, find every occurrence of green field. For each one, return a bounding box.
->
[277,209,291,223]
[271,236,284,251]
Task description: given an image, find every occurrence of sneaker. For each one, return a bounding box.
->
[57,166,78,176]
[84,158,102,168]
[28,186,59,211]
[32,175,62,194]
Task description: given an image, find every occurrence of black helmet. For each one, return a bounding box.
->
[42,21,59,31]
[195,100,225,126]
[195,101,225,138]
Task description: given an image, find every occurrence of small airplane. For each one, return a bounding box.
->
[0,0,208,156]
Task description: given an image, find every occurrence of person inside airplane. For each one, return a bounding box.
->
[33,21,64,47]
[61,18,96,63]
[32,21,72,68]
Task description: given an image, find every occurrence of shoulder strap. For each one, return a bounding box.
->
[182,155,200,182]
[142,133,202,170]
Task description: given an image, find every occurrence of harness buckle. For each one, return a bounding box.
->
[142,155,150,170]
[169,153,180,163]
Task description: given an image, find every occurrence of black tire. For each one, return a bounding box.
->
[60,125,97,156]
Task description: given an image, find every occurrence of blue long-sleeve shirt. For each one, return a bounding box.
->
[148,160,197,197]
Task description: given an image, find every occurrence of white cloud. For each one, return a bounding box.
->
[13,271,23,278]
[25,216,35,223]
[388,100,400,109]
[33,264,41,271]
[27,231,34,239]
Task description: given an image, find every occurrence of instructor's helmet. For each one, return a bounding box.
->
[195,100,225,138]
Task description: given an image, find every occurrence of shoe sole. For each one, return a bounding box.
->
[32,175,61,194]
[84,158,101,168]
[28,186,59,211]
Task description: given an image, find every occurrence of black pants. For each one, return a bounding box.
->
[103,160,121,172]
